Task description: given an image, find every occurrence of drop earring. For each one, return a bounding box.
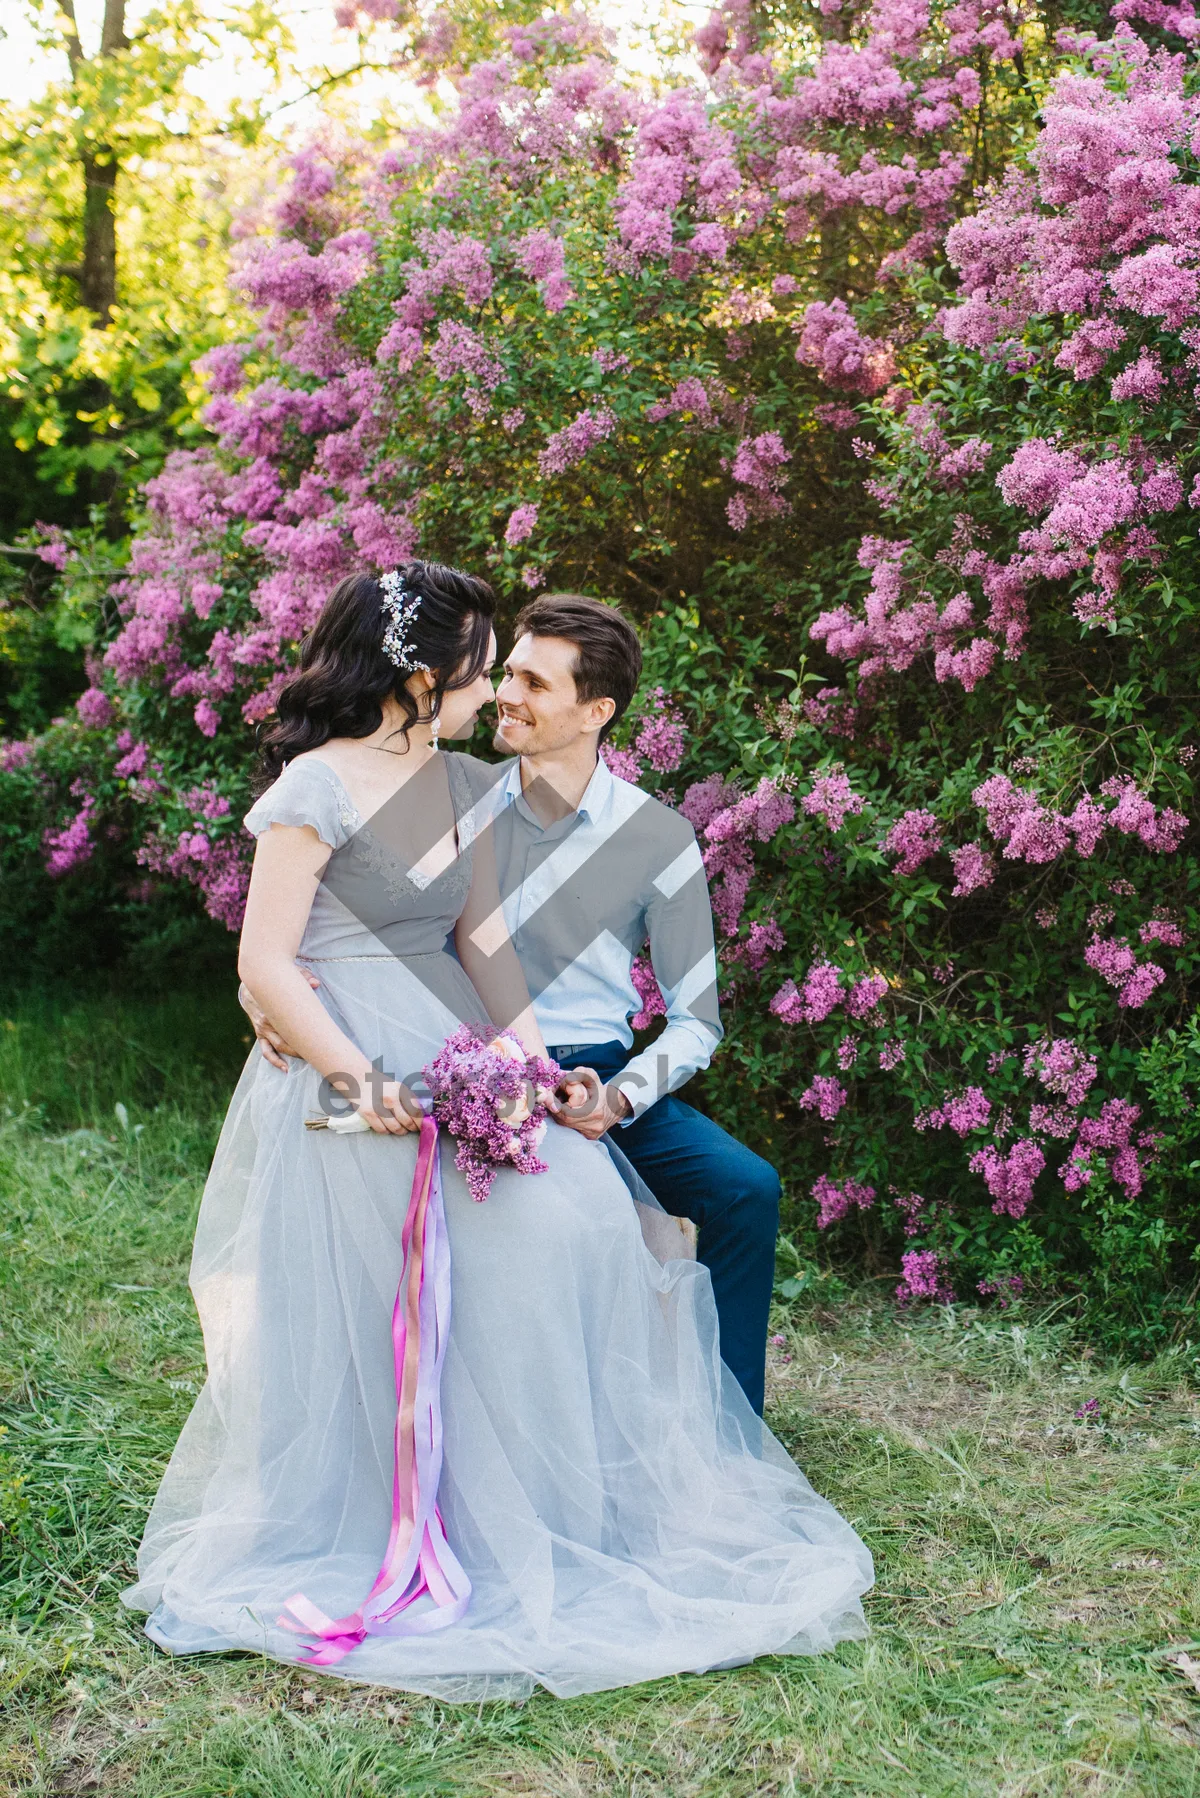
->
[430,707,440,751]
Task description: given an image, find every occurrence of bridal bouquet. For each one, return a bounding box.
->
[423,1026,561,1202]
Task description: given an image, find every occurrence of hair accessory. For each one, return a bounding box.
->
[379,570,429,674]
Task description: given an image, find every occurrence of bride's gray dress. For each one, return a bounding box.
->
[123,751,873,1700]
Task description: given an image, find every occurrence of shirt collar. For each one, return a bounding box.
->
[576,755,613,823]
[504,754,613,826]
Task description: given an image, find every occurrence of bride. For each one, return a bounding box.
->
[123,560,873,1700]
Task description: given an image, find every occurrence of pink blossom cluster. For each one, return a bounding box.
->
[513,228,574,313]
[423,1026,561,1203]
[802,766,865,831]
[136,810,250,930]
[810,535,1007,695]
[538,406,617,477]
[428,320,505,407]
[932,28,1200,629]
[970,772,1187,869]
[1084,934,1167,1007]
[629,951,667,1030]
[916,1085,992,1136]
[771,960,844,1025]
[1023,1036,1098,1107]
[949,841,996,895]
[75,687,113,729]
[633,689,686,773]
[794,300,896,395]
[726,432,792,531]
[812,1174,876,1228]
[613,89,742,269]
[601,745,643,786]
[802,688,860,741]
[977,1274,1025,1305]
[741,919,786,973]
[994,438,1182,617]
[504,504,539,547]
[43,799,96,877]
[1140,917,1185,946]
[699,776,795,933]
[771,962,887,1026]
[885,808,942,875]
[967,1138,1046,1217]
[896,1249,955,1304]
[893,1189,926,1235]
[800,1075,849,1121]
[1059,1098,1153,1198]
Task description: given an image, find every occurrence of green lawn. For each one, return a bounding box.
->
[2,987,1200,1796]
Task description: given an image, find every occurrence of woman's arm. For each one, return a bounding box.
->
[454,817,548,1061]
[238,822,420,1133]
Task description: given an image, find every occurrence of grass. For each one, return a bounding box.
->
[2,984,1200,1796]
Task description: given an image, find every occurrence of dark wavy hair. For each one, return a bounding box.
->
[259,562,495,780]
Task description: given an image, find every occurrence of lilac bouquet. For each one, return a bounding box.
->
[422,1026,562,1203]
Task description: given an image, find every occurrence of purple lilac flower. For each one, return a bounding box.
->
[950,841,995,896]
[920,1086,992,1137]
[968,1138,1045,1218]
[847,974,888,1019]
[423,1025,561,1203]
[885,809,942,876]
[504,503,539,546]
[629,951,666,1030]
[75,687,113,728]
[742,920,785,973]
[538,406,616,477]
[802,767,865,832]
[1023,1037,1098,1108]
[896,1249,954,1304]
[800,1075,848,1122]
[812,1174,875,1228]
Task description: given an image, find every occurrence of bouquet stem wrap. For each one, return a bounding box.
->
[280,1114,471,1663]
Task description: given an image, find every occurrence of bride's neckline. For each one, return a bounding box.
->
[295,750,451,828]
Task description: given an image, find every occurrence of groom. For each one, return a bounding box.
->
[244,593,781,1415]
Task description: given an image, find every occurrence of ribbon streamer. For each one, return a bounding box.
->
[280,1114,470,1664]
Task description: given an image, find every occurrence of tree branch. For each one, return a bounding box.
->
[56,0,84,79]
[100,0,128,57]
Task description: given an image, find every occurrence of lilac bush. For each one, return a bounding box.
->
[4,0,1200,1337]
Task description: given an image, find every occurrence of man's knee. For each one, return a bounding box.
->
[727,1146,781,1236]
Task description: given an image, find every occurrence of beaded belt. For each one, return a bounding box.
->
[301,953,443,962]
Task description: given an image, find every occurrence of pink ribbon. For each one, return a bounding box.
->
[280,1114,470,1665]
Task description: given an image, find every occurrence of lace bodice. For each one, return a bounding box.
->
[244,752,485,961]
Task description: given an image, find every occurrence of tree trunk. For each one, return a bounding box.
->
[60,0,127,326]
[82,149,118,322]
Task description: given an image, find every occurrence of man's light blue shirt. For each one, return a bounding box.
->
[490,755,723,1120]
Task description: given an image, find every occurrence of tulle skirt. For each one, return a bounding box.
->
[123,955,873,1700]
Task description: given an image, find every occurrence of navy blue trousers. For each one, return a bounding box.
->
[548,1041,781,1416]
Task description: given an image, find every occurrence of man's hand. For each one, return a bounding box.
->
[238,975,320,1072]
[552,1066,633,1139]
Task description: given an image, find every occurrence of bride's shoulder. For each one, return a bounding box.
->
[243,756,358,849]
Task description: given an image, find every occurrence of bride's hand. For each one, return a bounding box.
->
[356,1080,424,1135]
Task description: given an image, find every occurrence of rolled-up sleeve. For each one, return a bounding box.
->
[612,830,723,1121]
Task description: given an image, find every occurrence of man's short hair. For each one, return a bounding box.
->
[513,593,642,742]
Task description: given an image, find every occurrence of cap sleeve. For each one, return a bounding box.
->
[243,761,358,852]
